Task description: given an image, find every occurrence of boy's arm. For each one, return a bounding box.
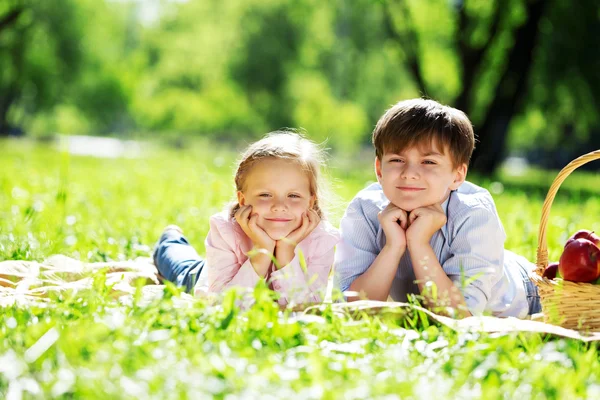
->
[335,199,406,302]
[348,245,403,301]
[349,202,409,301]
[406,204,471,317]
[441,207,506,316]
[407,244,472,317]
[408,205,505,317]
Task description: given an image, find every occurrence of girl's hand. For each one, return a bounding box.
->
[275,209,321,267]
[283,208,320,246]
[235,205,275,252]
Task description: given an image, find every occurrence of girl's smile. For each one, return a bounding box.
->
[237,158,315,240]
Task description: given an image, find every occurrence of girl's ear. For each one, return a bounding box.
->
[374,157,383,184]
[450,163,468,190]
[309,194,316,209]
[237,191,246,206]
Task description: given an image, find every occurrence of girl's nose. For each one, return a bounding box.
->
[271,198,287,211]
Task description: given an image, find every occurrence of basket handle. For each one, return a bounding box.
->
[535,150,600,275]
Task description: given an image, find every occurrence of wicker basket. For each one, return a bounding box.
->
[532,150,600,331]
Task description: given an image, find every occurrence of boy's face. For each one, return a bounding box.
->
[374,142,467,212]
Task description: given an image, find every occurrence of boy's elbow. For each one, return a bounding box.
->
[462,290,487,316]
[337,279,351,296]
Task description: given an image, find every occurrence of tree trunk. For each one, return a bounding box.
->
[470,0,549,174]
[0,6,27,136]
[0,87,16,136]
[0,6,24,35]
[454,0,505,114]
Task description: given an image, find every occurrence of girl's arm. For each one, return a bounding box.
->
[269,224,339,305]
[206,214,266,293]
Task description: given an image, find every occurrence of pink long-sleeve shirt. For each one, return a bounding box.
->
[194,211,340,305]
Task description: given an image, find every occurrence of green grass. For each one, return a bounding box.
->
[2,138,600,398]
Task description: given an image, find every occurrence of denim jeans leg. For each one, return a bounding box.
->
[153,230,205,293]
[517,259,542,315]
[528,289,542,315]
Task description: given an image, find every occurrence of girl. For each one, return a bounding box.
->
[153,131,340,305]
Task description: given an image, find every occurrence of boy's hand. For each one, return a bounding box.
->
[235,205,275,252]
[406,204,446,248]
[275,209,320,267]
[378,203,409,251]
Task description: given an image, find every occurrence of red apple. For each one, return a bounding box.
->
[566,229,600,248]
[542,261,559,280]
[559,238,600,282]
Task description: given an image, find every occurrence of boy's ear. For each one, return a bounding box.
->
[450,163,468,190]
[374,157,383,183]
[237,191,246,206]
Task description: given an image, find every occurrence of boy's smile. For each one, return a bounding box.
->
[375,142,467,212]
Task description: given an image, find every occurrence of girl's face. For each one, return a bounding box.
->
[237,158,315,240]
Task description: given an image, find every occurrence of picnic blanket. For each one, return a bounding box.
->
[2,256,600,341]
[0,255,166,306]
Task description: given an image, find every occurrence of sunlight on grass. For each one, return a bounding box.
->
[1,138,600,398]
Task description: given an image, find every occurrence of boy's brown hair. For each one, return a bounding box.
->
[372,98,475,167]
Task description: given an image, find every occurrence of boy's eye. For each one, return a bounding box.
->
[389,158,404,163]
[423,160,437,165]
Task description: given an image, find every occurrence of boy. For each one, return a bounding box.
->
[334,98,540,318]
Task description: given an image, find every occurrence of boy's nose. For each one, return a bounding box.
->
[401,164,420,179]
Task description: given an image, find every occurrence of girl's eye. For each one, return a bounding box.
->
[288,194,301,198]
[259,193,271,197]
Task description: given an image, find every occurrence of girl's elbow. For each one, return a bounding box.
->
[208,279,228,293]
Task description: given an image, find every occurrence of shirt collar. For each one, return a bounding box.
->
[439,190,452,241]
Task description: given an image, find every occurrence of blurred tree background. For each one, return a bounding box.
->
[1,0,598,174]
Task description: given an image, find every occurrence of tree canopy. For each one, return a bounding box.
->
[1,0,598,173]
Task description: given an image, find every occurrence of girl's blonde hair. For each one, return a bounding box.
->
[230,131,327,219]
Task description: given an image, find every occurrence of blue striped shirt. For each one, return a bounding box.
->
[334,181,530,317]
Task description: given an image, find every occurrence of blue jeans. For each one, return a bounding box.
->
[153,230,204,293]
[517,258,542,315]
